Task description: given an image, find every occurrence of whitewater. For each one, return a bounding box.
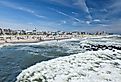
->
[15,35,121,82]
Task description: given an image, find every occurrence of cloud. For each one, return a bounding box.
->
[17,7,35,14]
[86,21,91,24]
[73,0,89,13]
[73,0,92,24]
[50,0,71,7]
[62,20,67,24]
[57,20,67,26]
[105,0,121,19]
[0,1,47,19]
[18,7,47,19]
[34,14,47,19]
[50,0,88,12]
[50,0,92,19]
[93,19,101,22]
[109,0,121,9]
[49,8,81,22]
[72,12,78,15]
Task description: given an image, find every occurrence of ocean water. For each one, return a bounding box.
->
[0,39,81,82]
[1,35,121,82]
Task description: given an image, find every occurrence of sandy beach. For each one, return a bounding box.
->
[0,35,72,44]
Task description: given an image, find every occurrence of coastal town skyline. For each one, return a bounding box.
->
[0,28,108,35]
[0,0,121,33]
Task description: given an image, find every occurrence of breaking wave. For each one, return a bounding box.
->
[16,35,121,82]
[16,49,121,82]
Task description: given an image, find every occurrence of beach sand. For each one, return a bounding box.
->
[0,35,72,44]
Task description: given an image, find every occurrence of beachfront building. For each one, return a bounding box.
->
[36,32,43,35]
[32,28,37,35]
[80,32,86,35]
[3,29,11,35]
[0,28,3,35]
[0,28,109,36]
[17,30,26,35]
[56,31,67,35]
[0,28,18,35]
[72,31,80,35]
[95,31,108,35]
[11,30,18,35]
[71,31,80,37]
[50,32,56,36]
[3,29,16,35]
[26,31,33,35]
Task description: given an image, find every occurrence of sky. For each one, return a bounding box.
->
[0,0,121,33]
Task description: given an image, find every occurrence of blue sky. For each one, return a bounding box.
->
[0,0,121,33]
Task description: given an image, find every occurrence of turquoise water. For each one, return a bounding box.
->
[0,40,81,82]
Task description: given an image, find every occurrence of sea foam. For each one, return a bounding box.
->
[16,35,121,82]
[16,49,121,82]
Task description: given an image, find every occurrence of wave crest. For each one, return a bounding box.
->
[16,49,121,82]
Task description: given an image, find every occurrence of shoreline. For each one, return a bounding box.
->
[0,35,72,44]
[0,34,109,45]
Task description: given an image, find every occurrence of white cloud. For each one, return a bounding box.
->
[62,20,67,24]
[73,0,92,20]
[57,11,69,17]
[50,0,71,7]
[72,12,78,15]
[100,9,108,12]
[73,0,88,12]
[57,20,67,26]
[18,7,34,13]
[0,1,47,19]
[109,0,121,9]
[34,14,47,19]
[93,19,101,22]
[105,0,121,18]
[86,21,91,24]
[50,0,92,20]
[49,8,81,22]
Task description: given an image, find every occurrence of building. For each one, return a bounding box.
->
[0,28,3,35]
[17,30,26,35]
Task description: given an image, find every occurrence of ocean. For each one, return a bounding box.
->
[0,39,81,82]
[0,35,121,82]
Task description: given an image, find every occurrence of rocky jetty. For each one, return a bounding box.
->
[80,44,121,51]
